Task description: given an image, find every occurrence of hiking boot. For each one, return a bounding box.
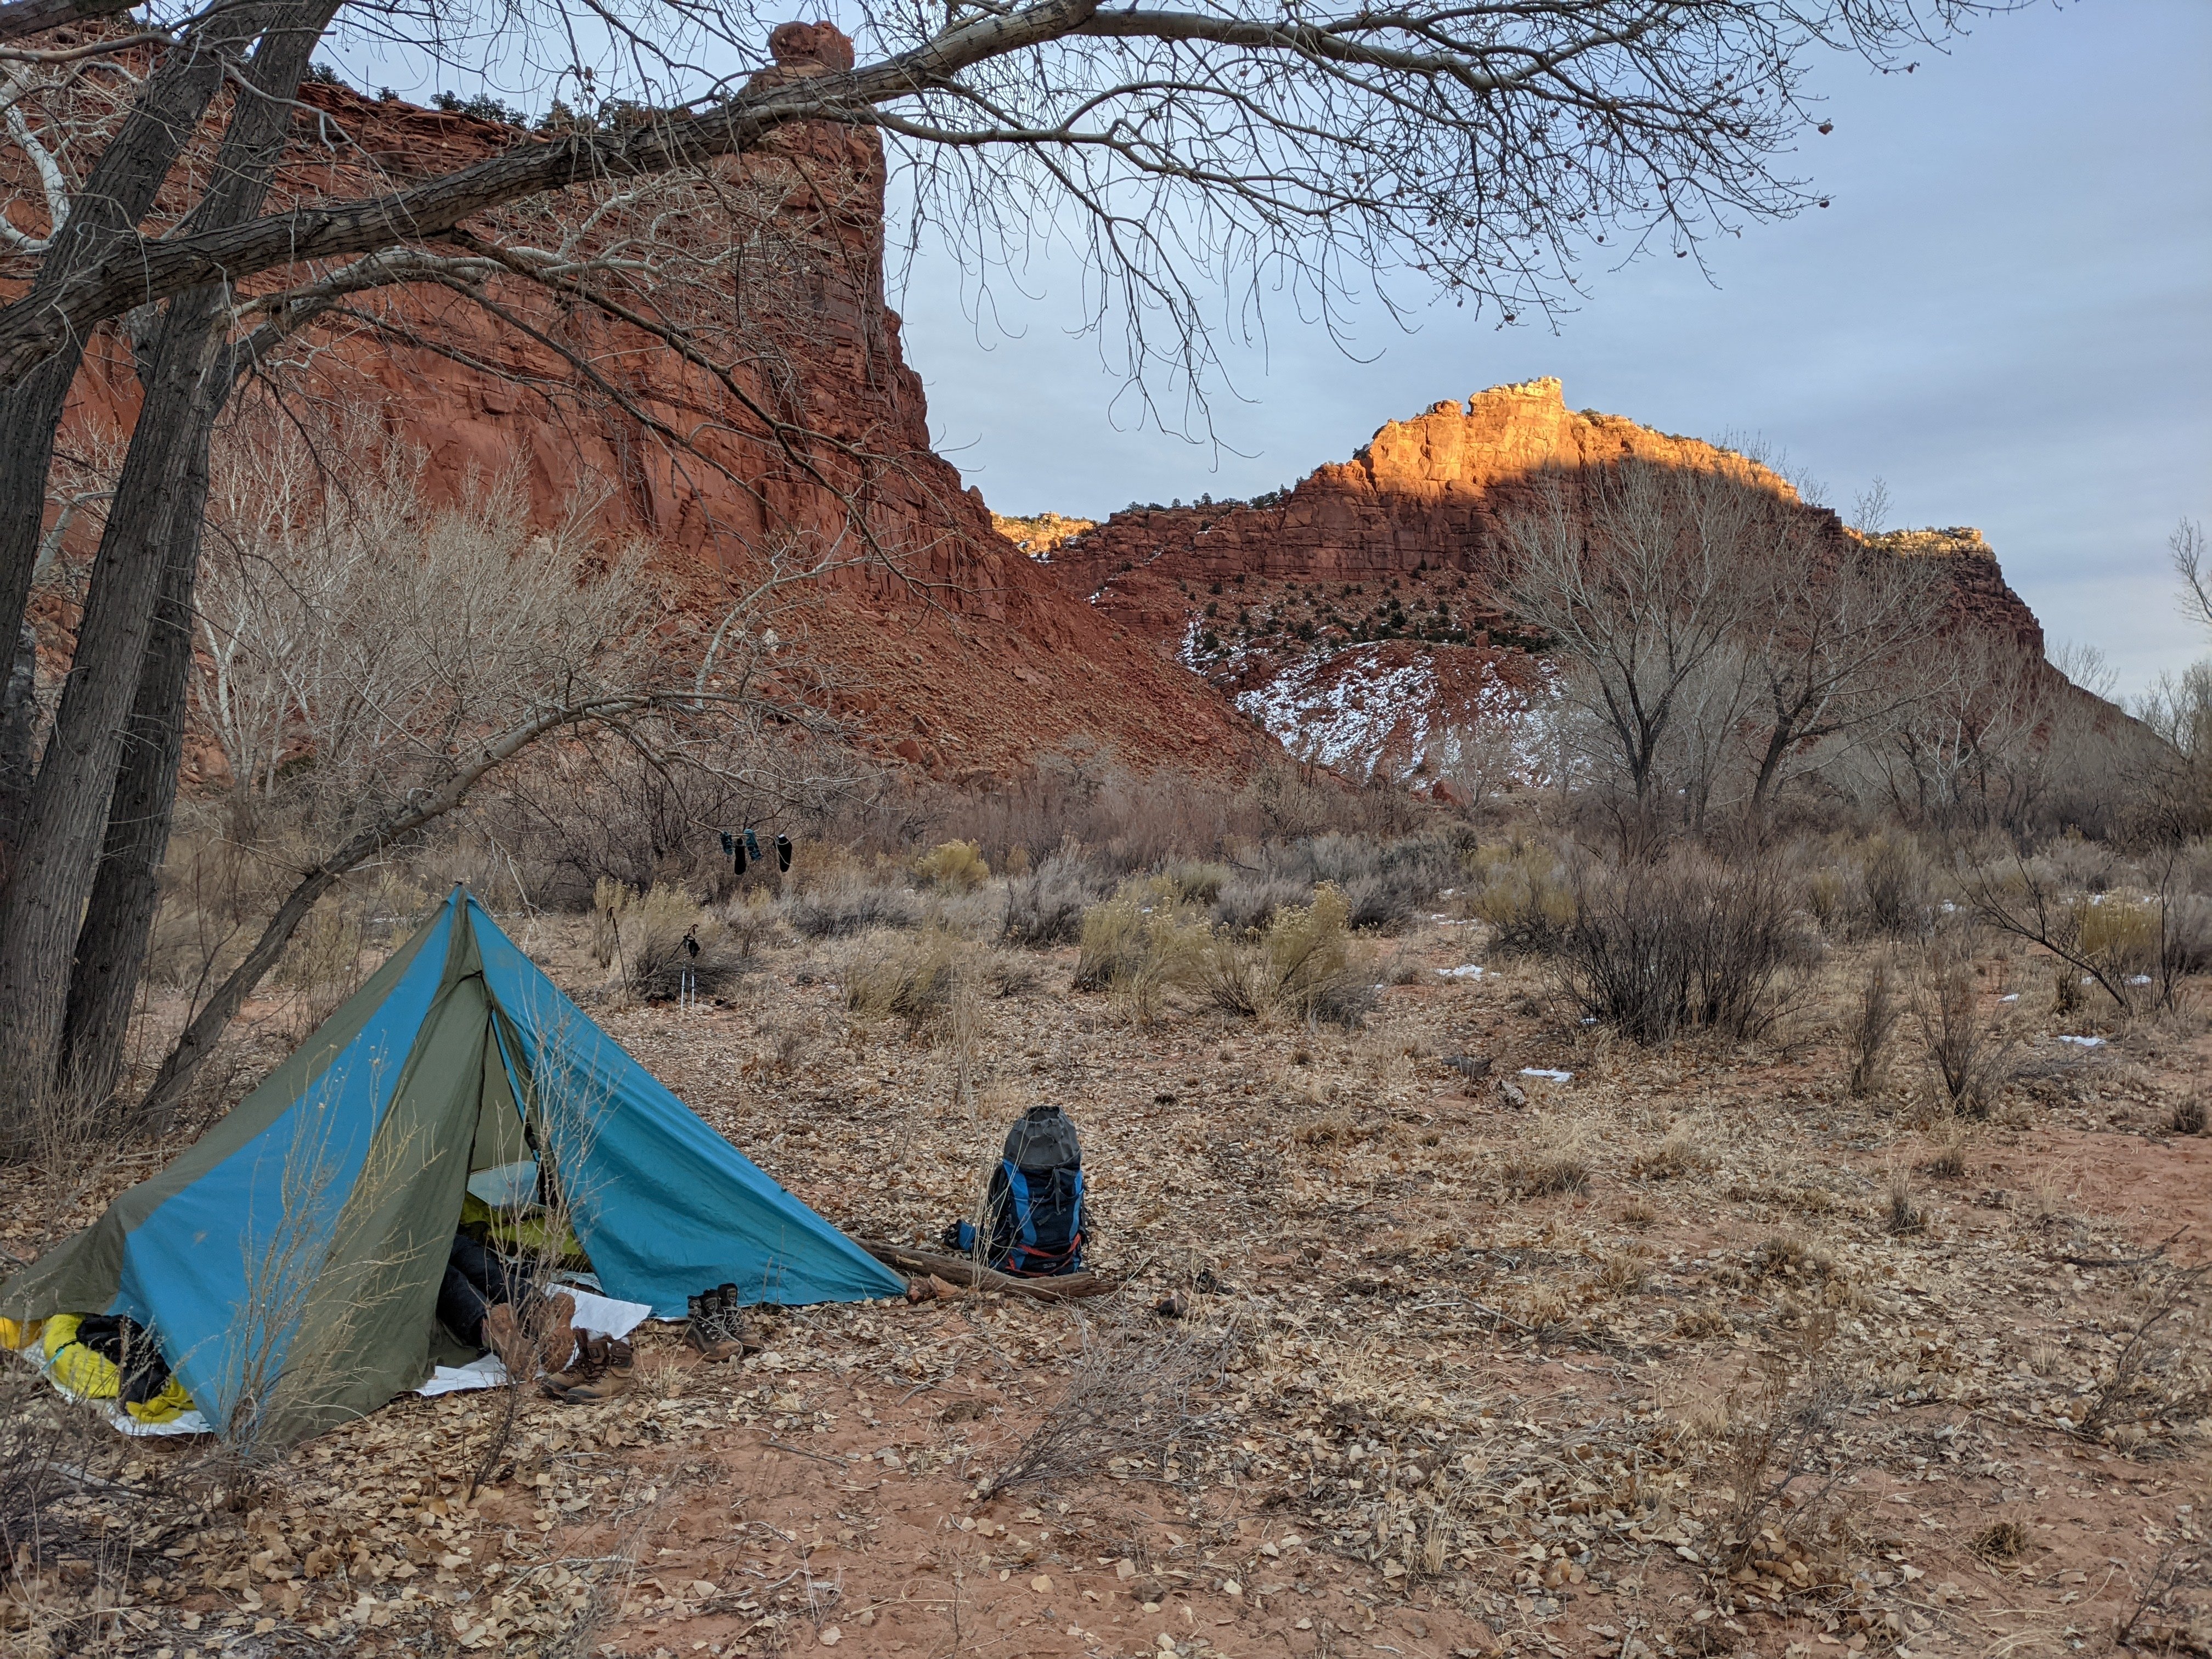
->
[481,1303,537,1375]
[539,1333,607,1401]
[534,1290,578,1373]
[560,1338,633,1402]
[686,1318,743,1363]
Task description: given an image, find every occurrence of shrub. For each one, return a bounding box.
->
[783,879,923,939]
[2075,894,2159,977]
[1003,852,1103,947]
[1554,851,1815,1045]
[610,883,751,1000]
[1849,832,1934,940]
[1192,883,1370,1026]
[1469,842,1575,955]
[1160,860,1231,905]
[1279,830,1463,928]
[1846,958,1899,1098]
[1914,950,2016,1118]
[1213,873,1312,932]
[2166,893,2212,977]
[1071,887,1206,1020]
[915,839,990,891]
[846,929,967,1033]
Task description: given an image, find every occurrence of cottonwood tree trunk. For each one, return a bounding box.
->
[0,2,336,1133]
[0,0,284,879]
[58,460,206,1106]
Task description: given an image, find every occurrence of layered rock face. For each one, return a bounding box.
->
[1039,378,2050,777]
[41,24,1265,783]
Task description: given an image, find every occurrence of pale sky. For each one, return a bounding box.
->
[895,0,2212,699]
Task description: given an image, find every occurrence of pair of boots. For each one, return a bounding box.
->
[539,1333,634,1402]
[481,1291,577,1379]
[685,1284,757,1362]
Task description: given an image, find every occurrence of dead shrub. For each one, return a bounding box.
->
[783,878,923,939]
[1002,851,1103,947]
[845,929,968,1035]
[1913,949,2017,1118]
[1747,1234,1837,1284]
[2172,1097,2207,1136]
[982,1316,1234,1497]
[915,839,990,892]
[1845,957,1900,1098]
[1554,849,1815,1046]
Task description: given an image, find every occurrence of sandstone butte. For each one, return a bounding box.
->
[21,21,1267,787]
[1032,378,2059,781]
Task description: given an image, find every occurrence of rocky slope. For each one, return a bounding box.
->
[35,24,1264,785]
[1037,378,2051,780]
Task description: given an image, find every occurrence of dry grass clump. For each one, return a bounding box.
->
[1502,1124,1592,1196]
[1193,883,1374,1028]
[1747,1234,1837,1284]
[845,928,968,1034]
[1158,860,1231,905]
[1629,1121,1713,1181]
[915,839,990,892]
[783,877,923,939]
[1001,850,1103,947]
[1921,1119,1970,1178]
[2172,1097,2207,1136]
[594,881,751,999]
[1884,1169,1925,1235]
[1970,1517,2031,1562]
[1914,948,2017,1118]
[1845,957,1900,1098]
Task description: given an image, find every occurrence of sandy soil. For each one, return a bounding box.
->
[4,907,2208,1659]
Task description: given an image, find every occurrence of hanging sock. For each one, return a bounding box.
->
[743,827,763,862]
[775,833,793,873]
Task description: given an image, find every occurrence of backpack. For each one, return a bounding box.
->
[985,1105,1084,1277]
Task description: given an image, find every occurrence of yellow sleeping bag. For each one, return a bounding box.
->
[41,1314,195,1424]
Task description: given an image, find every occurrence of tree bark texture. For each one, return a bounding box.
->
[0,0,285,878]
[0,0,133,42]
[58,455,205,1108]
[0,2,336,1128]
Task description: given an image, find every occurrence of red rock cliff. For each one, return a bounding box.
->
[36,24,1266,783]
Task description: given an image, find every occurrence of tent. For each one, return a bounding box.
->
[1,887,903,1444]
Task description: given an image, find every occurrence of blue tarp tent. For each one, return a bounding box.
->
[2,887,902,1443]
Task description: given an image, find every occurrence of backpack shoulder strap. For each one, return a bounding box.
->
[1002,1160,1039,1246]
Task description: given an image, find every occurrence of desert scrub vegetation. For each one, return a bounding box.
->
[1191,883,1375,1028]
[1002,850,1105,947]
[590,880,752,1001]
[913,839,990,892]
[1551,849,1816,1045]
[844,927,973,1036]
[782,876,924,939]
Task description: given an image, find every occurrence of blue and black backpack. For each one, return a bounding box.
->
[947,1105,1085,1276]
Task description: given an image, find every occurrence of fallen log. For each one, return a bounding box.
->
[860,1242,1119,1302]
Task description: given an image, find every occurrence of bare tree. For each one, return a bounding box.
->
[1735,530,1942,815]
[1497,458,1767,811]
[2174,518,2211,635]
[137,436,860,1124]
